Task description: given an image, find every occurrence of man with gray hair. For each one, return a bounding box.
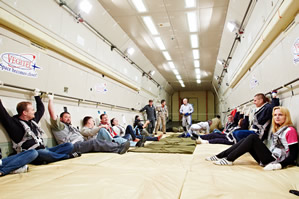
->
[179,98,194,137]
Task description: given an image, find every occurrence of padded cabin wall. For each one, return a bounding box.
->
[171,91,215,122]
[217,15,299,130]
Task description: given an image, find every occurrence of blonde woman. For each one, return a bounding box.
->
[206,107,298,170]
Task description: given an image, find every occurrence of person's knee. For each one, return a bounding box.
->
[28,150,39,159]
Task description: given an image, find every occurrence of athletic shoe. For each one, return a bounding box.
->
[157,134,163,141]
[118,141,130,154]
[205,155,219,162]
[10,165,29,174]
[70,152,82,158]
[213,158,233,165]
[136,135,146,147]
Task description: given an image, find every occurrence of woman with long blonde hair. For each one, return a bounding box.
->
[206,106,298,170]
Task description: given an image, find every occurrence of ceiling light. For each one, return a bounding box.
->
[190,34,198,48]
[142,16,159,35]
[195,68,200,74]
[181,84,185,87]
[162,51,171,60]
[132,0,147,13]
[179,80,184,84]
[187,12,197,32]
[172,69,179,75]
[196,74,201,79]
[192,49,199,59]
[194,60,200,68]
[125,47,135,56]
[217,59,224,65]
[176,75,182,80]
[227,21,239,32]
[79,0,92,14]
[185,0,196,8]
[154,37,166,50]
[197,79,201,84]
[168,62,175,69]
[149,70,155,76]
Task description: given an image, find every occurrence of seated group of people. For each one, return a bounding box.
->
[0,90,162,176]
[189,92,298,171]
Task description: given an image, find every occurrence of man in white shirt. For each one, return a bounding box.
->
[179,98,194,137]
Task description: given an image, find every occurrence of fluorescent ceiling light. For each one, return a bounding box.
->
[227,21,239,32]
[149,70,155,76]
[132,0,147,13]
[79,0,92,14]
[142,16,159,35]
[185,0,196,8]
[187,12,197,32]
[195,68,200,74]
[197,79,201,84]
[190,34,198,48]
[168,62,175,69]
[192,49,199,59]
[181,84,185,87]
[172,69,179,75]
[154,37,166,50]
[162,51,171,60]
[176,75,182,80]
[217,59,223,65]
[179,80,184,84]
[126,47,135,55]
[194,60,200,68]
[196,74,201,79]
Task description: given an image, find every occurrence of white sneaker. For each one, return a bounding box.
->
[213,158,233,166]
[10,165,29,174]
[205,155,219,161]
[201,140,209,144]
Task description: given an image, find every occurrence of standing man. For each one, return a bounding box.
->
[140,100,156,134]
[155,99,168,135]
[179,98,194,137]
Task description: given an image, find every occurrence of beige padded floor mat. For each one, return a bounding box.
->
[0,140,298,199]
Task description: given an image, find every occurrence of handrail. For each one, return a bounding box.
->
[223,77,299,113]
[0,82,139,112]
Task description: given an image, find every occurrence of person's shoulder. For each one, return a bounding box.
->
[286,126,298,134]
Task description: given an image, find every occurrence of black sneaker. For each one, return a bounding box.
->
[118,141,130,154]
[70,152,81,158]
[192,133,199,139]
[136,135,146,147]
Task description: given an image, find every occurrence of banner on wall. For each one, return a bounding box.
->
[0,52,41,78]
[250,75,259,89]
[94,83,108,94]
[293,38,299,64]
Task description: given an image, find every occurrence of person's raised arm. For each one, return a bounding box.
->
[47,94,57,121]
[33,89,45,123]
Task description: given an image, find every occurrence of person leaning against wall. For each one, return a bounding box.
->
[154,99,169,135]
[0,89,78,166]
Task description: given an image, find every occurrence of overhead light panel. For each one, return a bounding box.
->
[185,0,196,8]
[125,47,135,56]
[79,0,92,14]
[179,80,184,84]
[187,12,197,32]
[195,68,200,74]
[192,49,200,59]
[149,70,155,76]
[176,75,182,80]
[172,69,179,75]
[162,51,171,61]
[142,16,159,35]
[154,37,166,50]
[197,79,201,84]
[168,62,175,69]
[227,21,239,32]
[132,0,147,13]
[194,60,200,68]
[190,34,198,48]
[196,74,201,79]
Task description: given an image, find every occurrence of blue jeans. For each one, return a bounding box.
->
[233,130,256,142]
[97,128,136,146]
[0,150,38,175]
[32,143,74,165]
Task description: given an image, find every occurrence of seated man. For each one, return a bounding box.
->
[189,120,212,136]
[110,118,139,142]
[0,90,77,165]
[97,114,146,147]
[134,115,162,141]
[232,92,279,142]
[48,94,130,154]
[209,115,223,133]
[0,148,38,176]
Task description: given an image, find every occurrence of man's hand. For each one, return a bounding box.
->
[184,113,189,116]
[48,93,54,101]
[33,88,40,96]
